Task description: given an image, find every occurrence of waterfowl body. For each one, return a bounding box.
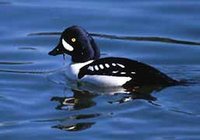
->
[49,25,178,88]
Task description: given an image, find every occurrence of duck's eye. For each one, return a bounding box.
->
[71,38,76,42]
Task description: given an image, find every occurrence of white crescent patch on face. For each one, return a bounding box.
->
[62,39,74,51]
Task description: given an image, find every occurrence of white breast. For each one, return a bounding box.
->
[66,60,94,80]
[65,60,132,87]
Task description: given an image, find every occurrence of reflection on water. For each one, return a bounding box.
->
[51,89,96,110]
[1,0,200,139]
[52,122,95,132]
[50,84,168,132]
[0,1,11,5]
[51,89,98,132]
[0,61,32,65]
[29,31,200,46]
[109,86,159,104]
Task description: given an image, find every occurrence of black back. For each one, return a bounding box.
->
[78,57,178,86]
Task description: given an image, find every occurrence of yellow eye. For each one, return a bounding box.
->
[71,38,76,42]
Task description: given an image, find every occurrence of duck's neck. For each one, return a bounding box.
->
[71,60,94,65]
[71,54,100,63]
[72,56,93,63]
[71,40,100,63]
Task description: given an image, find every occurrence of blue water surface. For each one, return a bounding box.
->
[0,0,200,140]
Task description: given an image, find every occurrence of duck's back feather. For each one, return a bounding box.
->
[78,57,178,87]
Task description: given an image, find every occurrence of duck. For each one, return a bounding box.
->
[48,25,179,88]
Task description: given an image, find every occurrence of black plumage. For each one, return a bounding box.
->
[49,25,180,87]
[78,57,178,87]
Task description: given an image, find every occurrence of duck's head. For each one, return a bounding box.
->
[48,25,100,63]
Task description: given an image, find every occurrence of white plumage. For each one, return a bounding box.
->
[81,75,131,87]
[65,60,131,87]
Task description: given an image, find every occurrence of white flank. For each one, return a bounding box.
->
[62,39,74,51]
[82,75,131,87]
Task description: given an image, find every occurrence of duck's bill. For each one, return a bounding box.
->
[48,44,64,56]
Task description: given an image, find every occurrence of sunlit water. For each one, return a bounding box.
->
[0,0,200,139]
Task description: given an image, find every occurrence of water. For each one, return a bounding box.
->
[0,0,200,139]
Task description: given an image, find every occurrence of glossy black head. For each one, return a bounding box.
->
[48,25,100,63]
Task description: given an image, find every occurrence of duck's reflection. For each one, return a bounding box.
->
[51,89,98,132]
[51,85,168,132]
[109,85,164,104]
[51,89,96,110]
[52,122,95,132]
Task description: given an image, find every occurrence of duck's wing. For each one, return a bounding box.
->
[78,57,178,86]
[78,57,135,78]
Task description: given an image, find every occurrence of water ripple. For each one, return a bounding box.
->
[0,61,32,65]
[28,32,200,46]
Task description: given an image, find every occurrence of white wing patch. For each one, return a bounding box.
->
[117,63,125,68]
[105,63,110,68]
[112,63,116,66]
[99,64,104,69]
[131,72,136,74]
[62,39,74,51]
[94,65,99,71]
[120,72,126,75]
[112,71,118,74]
[88,66,94,71]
